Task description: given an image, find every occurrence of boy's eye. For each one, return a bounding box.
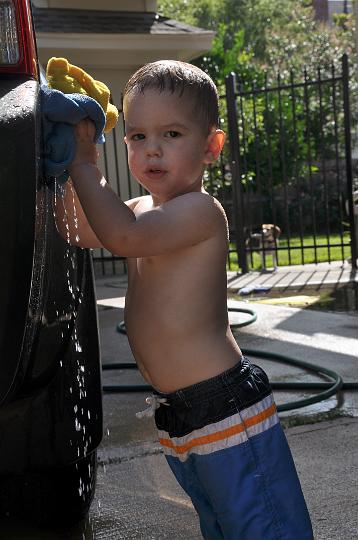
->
[131,133,145,141]
[165,130,181,138]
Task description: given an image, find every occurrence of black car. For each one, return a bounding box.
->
[0,0,102,525]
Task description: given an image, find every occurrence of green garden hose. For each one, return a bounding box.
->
[102,307,357,412]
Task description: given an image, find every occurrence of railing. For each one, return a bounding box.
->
[220,54,357,273]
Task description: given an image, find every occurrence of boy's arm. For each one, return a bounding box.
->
[70,162,225,258]
[68,120,226,257]
[54,180,141,248]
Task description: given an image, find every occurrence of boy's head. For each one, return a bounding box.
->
[123,60,225,202]
[123,60,219,134]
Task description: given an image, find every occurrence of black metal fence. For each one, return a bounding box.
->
[216,53,357,273]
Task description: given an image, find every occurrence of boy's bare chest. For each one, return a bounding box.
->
[127,252,185,282]
[126,247,209,295]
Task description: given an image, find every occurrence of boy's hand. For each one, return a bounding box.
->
[69,119,98,170]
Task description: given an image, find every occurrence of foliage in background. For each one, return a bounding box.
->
[157,0,357,74]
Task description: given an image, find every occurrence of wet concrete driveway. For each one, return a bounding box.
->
[1,272,358,539]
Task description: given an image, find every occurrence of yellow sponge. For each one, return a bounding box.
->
[46,57,119,133]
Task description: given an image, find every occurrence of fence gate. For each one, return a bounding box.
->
[223,54,357,273]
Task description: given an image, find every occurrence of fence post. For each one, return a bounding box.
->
[225,73,248,274]
[342,54,358,269]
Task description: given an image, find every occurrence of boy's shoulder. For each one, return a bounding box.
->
[168,191,227,220]
[167,190,223,208]
[165,192,228,239]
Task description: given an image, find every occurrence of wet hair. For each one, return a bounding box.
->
[123,60,219,133]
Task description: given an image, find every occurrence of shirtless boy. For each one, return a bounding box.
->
[58,60,313,539]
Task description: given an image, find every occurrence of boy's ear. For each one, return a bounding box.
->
[204,129,226,164]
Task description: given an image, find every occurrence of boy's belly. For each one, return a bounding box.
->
[125,254,242,391]
[124,301,242,393]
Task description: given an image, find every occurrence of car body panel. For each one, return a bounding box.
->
[0,75,103,475]
[0,77,39,405]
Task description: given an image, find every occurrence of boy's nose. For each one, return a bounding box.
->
[145,140,162,157]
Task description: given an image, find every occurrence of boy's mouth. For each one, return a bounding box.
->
[145,167,166,178]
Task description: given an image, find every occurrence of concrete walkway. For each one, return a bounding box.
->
[227,260,358,293]
[87,263,358,539]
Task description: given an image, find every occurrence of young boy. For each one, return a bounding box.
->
[60,60,313,539]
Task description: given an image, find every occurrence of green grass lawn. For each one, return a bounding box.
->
[228,233,352,271]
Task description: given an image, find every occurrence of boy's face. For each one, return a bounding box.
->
[124,89,225,204]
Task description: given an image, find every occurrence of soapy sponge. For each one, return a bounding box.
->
[46,57,119,133]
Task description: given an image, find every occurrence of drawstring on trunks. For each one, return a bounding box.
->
[136,394,169,419]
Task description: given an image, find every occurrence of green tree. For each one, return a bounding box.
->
[157,0,356,77]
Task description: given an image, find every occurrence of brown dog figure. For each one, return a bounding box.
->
[246,224,281,270]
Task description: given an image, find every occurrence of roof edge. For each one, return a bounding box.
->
[32,6,213,35]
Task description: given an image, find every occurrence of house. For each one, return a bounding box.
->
[32,0,214,270]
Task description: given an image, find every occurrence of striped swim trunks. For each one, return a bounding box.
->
[154,357,313,540]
